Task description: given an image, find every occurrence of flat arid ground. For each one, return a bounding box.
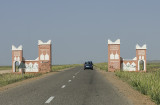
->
[0,70,12,74]
[0,66,12,74]
[99,70,156,105]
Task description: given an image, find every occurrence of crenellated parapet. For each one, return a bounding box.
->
[38,40,51,45]
[136,44,147,50]
[108,39,120,44]
[12,45,23,51]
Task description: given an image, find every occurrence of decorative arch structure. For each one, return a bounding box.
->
[108,39,147,72]
[136,44,147,71]
[12,45,23,72]
[12,40,52,73]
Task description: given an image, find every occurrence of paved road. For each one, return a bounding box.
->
[0,67,132,105]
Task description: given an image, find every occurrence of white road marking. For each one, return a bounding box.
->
[75,73,78,75]
[75,71,80,75]
[73,76,75,78]
[68,80,72,82]
[45,96,55,104]
[61,85,66,88]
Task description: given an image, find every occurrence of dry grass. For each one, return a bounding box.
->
[51,64,82,72]
[94,62,108,72]
[0,73,42,87]
[0,66,12,71]
[115,63,160,105]
[95,62,160,104]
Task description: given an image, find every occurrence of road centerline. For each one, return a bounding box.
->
[75,72,79,75]
[45,96,55,104]
[61,85,66,88]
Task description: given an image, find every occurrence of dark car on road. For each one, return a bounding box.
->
[84,61,93,70]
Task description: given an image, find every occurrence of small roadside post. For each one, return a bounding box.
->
[19,62,26,77]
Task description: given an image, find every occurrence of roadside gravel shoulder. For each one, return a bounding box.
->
[97,69,156,105]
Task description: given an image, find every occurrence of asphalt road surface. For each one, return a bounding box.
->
[0,67,132,105]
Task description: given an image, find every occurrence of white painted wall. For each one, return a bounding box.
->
[122,62,136,71]
[25,62,38,72]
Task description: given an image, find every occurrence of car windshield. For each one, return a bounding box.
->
[85,62,91,64]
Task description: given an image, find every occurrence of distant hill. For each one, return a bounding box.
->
[147,60,160,63]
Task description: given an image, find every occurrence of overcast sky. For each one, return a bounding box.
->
[0,0,160,65]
